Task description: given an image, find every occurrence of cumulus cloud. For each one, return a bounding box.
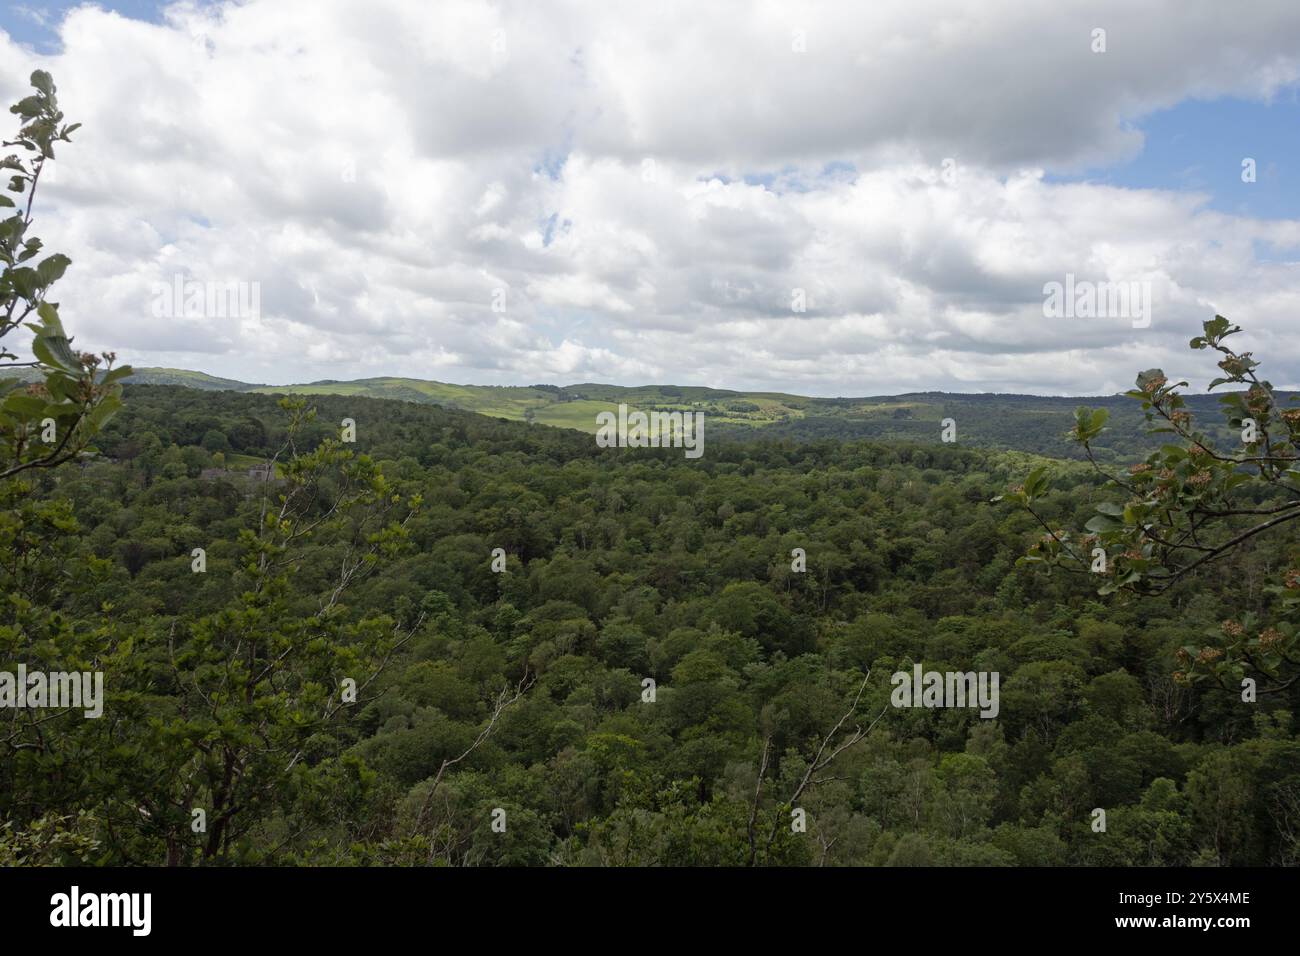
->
[2,0,1300,394]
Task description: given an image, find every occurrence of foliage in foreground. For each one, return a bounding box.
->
[1007,317,1300,699]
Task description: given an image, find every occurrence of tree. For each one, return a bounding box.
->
[1,70,129,478]
[1003,316,1300,695]
[745,669,888,865]
[200,428,231,454]
[0,71,130,862]
[3,397,424,863]
[113,399,422,863]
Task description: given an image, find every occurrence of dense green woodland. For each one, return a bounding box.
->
[3,384,1298,866]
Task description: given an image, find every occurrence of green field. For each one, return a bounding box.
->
[124,367,915,435]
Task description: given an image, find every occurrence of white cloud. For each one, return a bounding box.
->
[1,0,1299,394]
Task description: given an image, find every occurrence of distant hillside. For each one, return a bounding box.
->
[705,391,1260,463]
[28,365,1273,462]
[4,366,259,391]
[129,367,262,391]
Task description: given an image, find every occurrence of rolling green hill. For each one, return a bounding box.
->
[77,367,1277,461]
[127,367,262,391]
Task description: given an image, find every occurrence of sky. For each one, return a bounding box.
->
[2,0,1300,396]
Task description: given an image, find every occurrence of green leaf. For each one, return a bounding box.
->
[30,71,55,97]
[1,393,47,418]
[1085,514,1121,533]
[36,252,70,286]
[1022,465,1049,498]
[98,365,134,386]
[8,266,39,298]
[43,373,76,402]
[1203,315,1235,341]
[31,328,80,373]
[1135,368,1166,390]
[83,394,122,432]
[10,95,43,119]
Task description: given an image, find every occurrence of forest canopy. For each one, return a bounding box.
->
[1,381,1296,866]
